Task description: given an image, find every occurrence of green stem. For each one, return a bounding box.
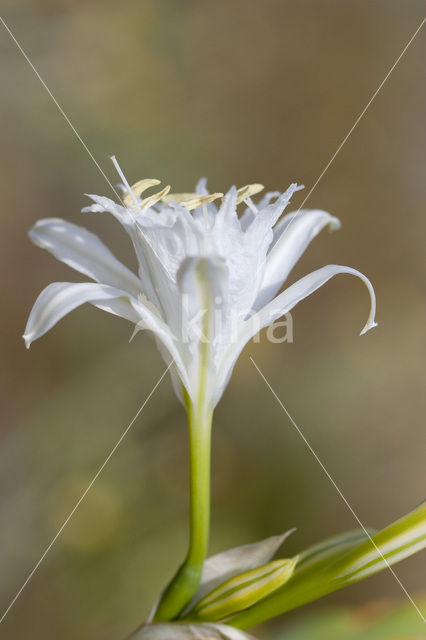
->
[154,262,215,621]
[153,395,213,621]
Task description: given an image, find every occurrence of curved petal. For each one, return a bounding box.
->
[23,281,192,394]
[195,177,209,195]
[253,210,341,311]
[29,218,143,297]
[239,191,280,231]
[215,265,377,403]
[246,184,303,239]
[82,193,131,223]
[128,622,255,640]
[83,194,169,313]
[130,296,192,394]
[23,282,140,348]
[253,264,377,335]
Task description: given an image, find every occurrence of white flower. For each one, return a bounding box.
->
[24,158,377,408]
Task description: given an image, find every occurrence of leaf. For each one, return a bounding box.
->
[189,558,297,622]
[267,597,426,640]
[181,530,295,614]
[149,531,294,623]
[331,501,426,584]
[296,528,375,573]
[228,503,426,629]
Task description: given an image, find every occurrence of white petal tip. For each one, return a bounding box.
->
[129,324,143,343]
[360,321,378,336]
[329,216,342,231]
[23,334,31,349]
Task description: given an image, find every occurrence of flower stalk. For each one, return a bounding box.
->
[154,394,213,621]
[153,259,217,620]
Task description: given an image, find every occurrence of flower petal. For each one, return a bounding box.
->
[130,296,193,395]
[245,184,303,238]
[177,256,230,403]
[23,282,140,348]
[253,210,341,310]
[215,265,377,403]
[128,623,255,640]
[23,281,192,393]
[29,218,143,297]
[239,191,280,231]
[82,193,131,223]
[253,264,377,336]
[84,194,172,313]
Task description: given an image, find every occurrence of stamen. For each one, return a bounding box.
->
[244,197,259,216]
[110,156,140,211]
[162,192,200,205]
[132,178,161,196]
[123,178,161,207]
[141,185,171,209]
[180,193,223,211]
[236,183,264,205]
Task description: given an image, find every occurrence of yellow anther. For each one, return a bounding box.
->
[236,183,264,205]
[131,178,161,197]
[162,193,200,205]
[181,193,224,211]
[162,192,223,210]
[141,185,171,209]
[123,178,161,208]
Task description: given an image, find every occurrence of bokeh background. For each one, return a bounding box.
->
[0,1,425,638]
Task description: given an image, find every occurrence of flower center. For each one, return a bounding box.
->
[111,157,265,215]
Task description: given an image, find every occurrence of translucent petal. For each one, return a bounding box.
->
[128,622,256,640]
[215,265,377,405]
[253,210,341,310]
[29,218,143,297]
[23,282,139,348]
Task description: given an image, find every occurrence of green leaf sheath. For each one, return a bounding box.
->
[331,501,426,583]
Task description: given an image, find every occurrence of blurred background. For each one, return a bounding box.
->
[0,1,425,638]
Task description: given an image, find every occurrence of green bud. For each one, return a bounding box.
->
[190,557,298,622]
